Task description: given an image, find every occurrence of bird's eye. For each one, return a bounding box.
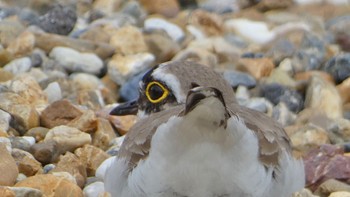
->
[145,81,169,103]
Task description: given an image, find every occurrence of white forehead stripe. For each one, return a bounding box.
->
[152,66,185,103]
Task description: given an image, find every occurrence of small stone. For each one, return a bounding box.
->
[36,4,77,35]
[67,110,97,133]
[260,83,304,113]
[288,124,330,152]
[15,174,83,197]
[188,10,223,37]
[237,58,275,79]
[305,76,343,119]
[0,137,12,152]
[3,57,32,75]
[119,71,145,101]
[44,82,62,104]
[0,144,19,186]
[241,97,273,114]
[43,164,56,174]
[323,53,350,84]
[30,140,60,164]
[83,181,105,197]
[51,152,87,188]
[92,118,117,151]
[33,31,115,60]
[265,68,297,88]
[144,18,185,42]
[108,53,155,85]
[110,25,148,55]
[0,187,15,197]
[173,47,218,68]
[24,127,49,142]
[70,73,103,91]
[9,137,32,152]
[0,69,14,82]
[49,46,104,75]
[109,115,136,135]
[222,70,256,88]
[9,187,43,197]
[139,0,179,17]
[291,188,317,197]
[75,145,109,176]
[51,171,77,185]
[6,31,35,57]
[44,125,92,153]
[11,148,42,176]
[0,109,11,133]
[0,19,25,47]
[197,0,238,13]
[272,103,296,127]
[295,70,334,84]
[337,77,350,104]
[144,31,181,63]
[315,179,350,196]
[304,144,350,191]
[329,191,350,197]
[40,100,83,129]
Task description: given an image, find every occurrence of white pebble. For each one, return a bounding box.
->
[144,18,185,42]
[44,82,62,103]
[83,181,105,197]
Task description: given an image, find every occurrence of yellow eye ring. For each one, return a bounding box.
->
[145,81,169,103]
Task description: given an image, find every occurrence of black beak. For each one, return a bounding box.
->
[110,99,138,115]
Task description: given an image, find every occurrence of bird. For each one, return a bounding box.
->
[104,60,305,197]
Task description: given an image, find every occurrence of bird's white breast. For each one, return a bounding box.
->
[105,98,304,197]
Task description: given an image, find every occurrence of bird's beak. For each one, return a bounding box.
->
[110,100,138,115]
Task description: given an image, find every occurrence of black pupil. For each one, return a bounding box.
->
[149,84,164,100]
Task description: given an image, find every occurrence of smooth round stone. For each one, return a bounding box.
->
[9,186,43,197]
[44,82,62,103]
[119,71,146,101]
[222,70,256,89]
[10,137,32,152]
[108,53,155,85]
[36,4,77,35]
[3,57,32,74]
[0,109,11,132]
[144,18,185,42]
[246,98,273,114]
[83,181,105,197]
[323,53,350,84]
[0,137,12,152]
[43,164,56,174]
[198,0,239,13]
[49,46,104,75]
[260,83,304,113]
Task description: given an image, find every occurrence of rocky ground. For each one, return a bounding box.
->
[0,0,350,196]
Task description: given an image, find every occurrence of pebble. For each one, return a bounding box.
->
[3,57,32,74]
[108,53,155,85]
[110,25,148,55]
[0,109,11,133]
[237,57,275,79]
[49,46,104,75]
[36,4,77,35]
[323,53,350,84]
[0,144,19,186]
[43,82,62,103]
[305,76,343,119]
[51,152,87,188]
[44,125,92,154]
[260,83,304,113]
[92,118,117,151]
[83,181,105,197]
[40,99,83,129]
[9,187,43,197]
[75,145,110,176]
[0,187,15,197]
[222,70,256,88]
[15,174,83,197]
[12,148,42,176]
[30,140,60,164]
[144,18,185,42]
